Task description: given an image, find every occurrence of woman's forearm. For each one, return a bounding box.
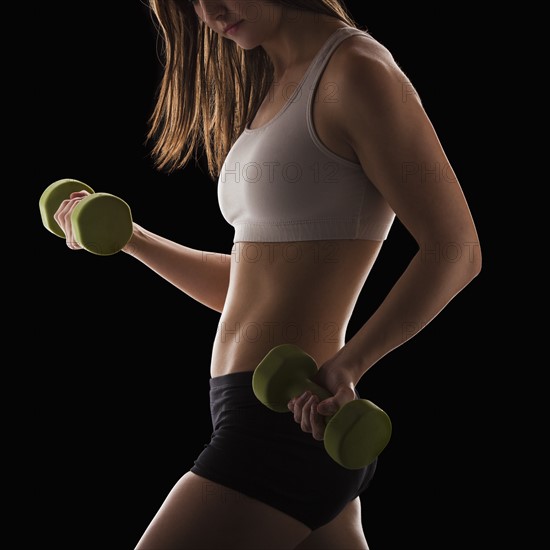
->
[343,243,482,381]
[123,223,231,313]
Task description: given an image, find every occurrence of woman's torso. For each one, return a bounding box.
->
[211,27,388,377]
[210,239,382,377]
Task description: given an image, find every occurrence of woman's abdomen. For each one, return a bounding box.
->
[210,308,347,377]
[209,240,383,377]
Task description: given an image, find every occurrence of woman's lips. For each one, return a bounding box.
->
[224,20,243,35]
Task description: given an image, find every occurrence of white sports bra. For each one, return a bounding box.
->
[218,26,396,243]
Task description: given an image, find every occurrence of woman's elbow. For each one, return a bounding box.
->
[457,236,482,288]
[421,232,482,288]
[466,247,482,283]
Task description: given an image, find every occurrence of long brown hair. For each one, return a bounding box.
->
[146,1,358,179]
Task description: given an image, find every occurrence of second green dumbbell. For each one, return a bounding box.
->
[253,344,392,470]
[39,178,133,256]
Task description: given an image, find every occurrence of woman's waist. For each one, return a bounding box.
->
[210,314,346,377]
[215,316,345,346]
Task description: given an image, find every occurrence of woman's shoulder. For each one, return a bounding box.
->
[328,28,416,107]
[333,28,402,78]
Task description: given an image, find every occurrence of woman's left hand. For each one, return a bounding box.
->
[287,355,357,441]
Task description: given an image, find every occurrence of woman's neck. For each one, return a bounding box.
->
[259,11,349,79]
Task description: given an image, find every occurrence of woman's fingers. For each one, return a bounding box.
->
[309,401,326,441]
[289,391,311,424]
[53,191,89,250]
[287,383,357,442]
[288,392,326,440]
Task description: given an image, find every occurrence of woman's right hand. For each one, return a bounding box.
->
[53,190,90,250]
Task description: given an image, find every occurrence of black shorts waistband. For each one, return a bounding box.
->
[209,370,254,389]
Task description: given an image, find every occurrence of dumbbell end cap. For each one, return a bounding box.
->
[325,399,392,470]
[72,193,133,256]
[39,178,95,238]
[253,344,318,412]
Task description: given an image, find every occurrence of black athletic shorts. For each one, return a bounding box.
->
[190,371,377,530]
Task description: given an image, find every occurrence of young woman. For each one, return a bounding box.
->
[55,1,481,548]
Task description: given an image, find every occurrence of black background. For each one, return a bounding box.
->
[21,2,501,549]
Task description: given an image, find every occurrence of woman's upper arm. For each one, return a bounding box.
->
[336,42,481,260]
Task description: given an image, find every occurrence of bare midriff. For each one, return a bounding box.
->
[210,239,383,377]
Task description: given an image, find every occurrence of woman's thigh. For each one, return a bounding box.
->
[134,472,311,550]
[294,498,369,550]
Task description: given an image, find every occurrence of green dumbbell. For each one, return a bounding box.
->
[39,178,133,256]
[252,344,392,470]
